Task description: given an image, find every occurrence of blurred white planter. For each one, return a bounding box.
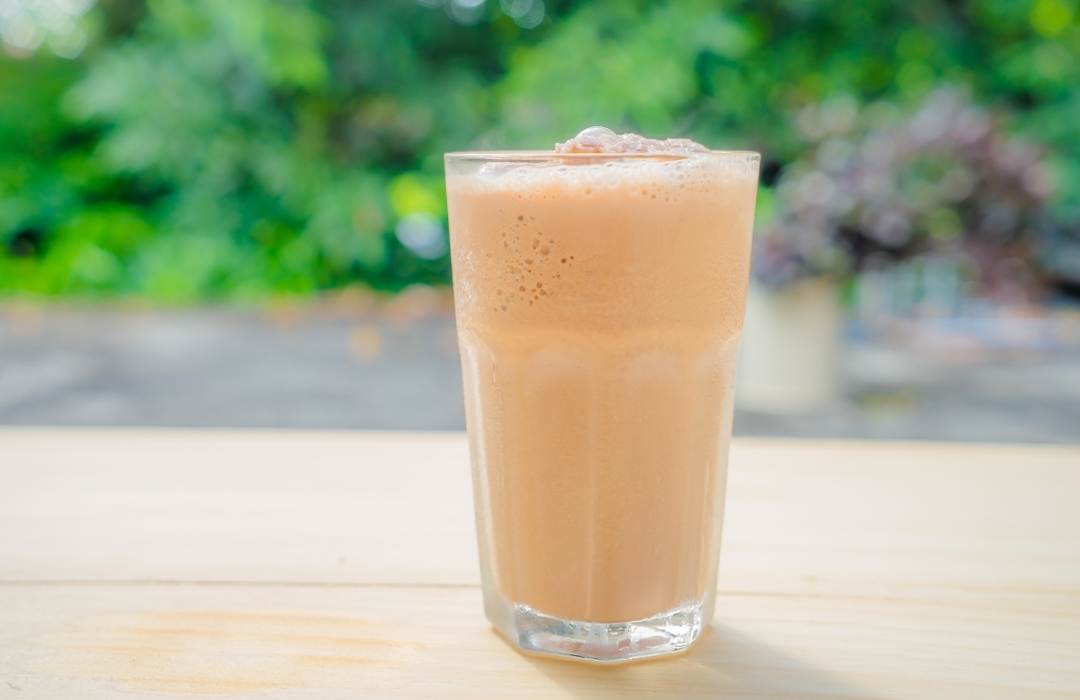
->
[737,278,842,413]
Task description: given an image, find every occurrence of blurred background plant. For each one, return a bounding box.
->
[754,88,1059,298]
[1,0,1078,438]
[1,0,1077,303]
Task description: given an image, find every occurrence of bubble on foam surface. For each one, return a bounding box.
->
[555,126,710,155]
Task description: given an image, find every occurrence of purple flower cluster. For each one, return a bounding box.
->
[754,88,1055,291]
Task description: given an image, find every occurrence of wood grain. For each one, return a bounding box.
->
[1,429,1079,698]
[0,429,477,584]
[3,582,1079,699]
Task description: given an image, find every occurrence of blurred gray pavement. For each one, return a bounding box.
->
[1,301,1078,443]
[0,299,463,430]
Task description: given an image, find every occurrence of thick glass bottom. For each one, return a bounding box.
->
[489,596,705,664]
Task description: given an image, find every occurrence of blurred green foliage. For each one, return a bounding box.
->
[0,0,1076,301]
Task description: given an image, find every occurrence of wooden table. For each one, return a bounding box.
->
[1,429,1078,699]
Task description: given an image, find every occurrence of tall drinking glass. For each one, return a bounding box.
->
[445,149,760,663]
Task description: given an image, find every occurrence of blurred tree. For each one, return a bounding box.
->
[0,0,1076,300]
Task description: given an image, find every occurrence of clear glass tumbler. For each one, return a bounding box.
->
[445,149,760,663]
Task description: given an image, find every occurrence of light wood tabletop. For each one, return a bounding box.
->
[1,429,1078,699]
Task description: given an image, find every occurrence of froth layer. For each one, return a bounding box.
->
[461,153,759,199]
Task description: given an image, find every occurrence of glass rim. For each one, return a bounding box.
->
[444,150,760,164]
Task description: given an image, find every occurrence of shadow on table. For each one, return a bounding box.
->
[523,624,863,699]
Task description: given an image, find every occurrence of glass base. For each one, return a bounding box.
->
[490,597,705,664]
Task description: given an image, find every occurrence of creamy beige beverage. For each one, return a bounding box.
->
[446,128,759,662]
